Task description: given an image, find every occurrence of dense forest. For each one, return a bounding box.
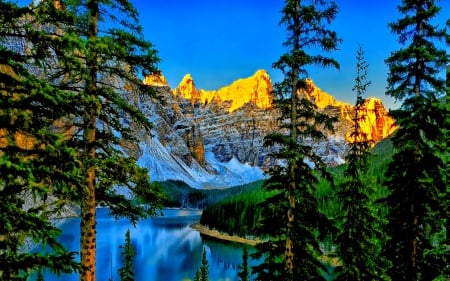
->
[158,180,265,209]
[200,139,392,238]
[0,0,448,281]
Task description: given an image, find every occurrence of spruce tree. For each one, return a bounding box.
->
[252,0,341,280]
[381,0,448,280]
[119,229,135,281]
[0,1,83,279]
[333,46,388,281]
[200,247,209,281]
[194,247,209,281]
[54,1,166,280]
[237,247,250,281]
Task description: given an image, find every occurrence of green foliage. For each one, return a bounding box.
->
[119,229,135,281]
[200,185,276,237]
[160,180,265,208]
[252,1,341,280]
[238,247,250,281]
[333,46,388,281]
[200,248,209,281]
[381,0,448,280]
[1,0,165,280]
[193,269,201,281]
[0,1,83,279]
[53,1,164,279]
[194,248,209,281]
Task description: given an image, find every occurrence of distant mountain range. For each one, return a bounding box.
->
[128,69,397,188]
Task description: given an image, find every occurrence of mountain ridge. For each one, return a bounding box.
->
[136,69,396,188]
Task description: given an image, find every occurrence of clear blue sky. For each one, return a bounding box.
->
[133,0,449,109]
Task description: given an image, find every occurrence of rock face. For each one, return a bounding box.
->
[302,78,397,143]
[139,70,396,187]
[174,70,273,112]
[143,72,169,87]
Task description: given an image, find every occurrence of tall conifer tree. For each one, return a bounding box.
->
[253,0,341,280]
[0,0,84,279]
[382,1,448,280]
[333,46,388,281]
[200,248,209,281]
[119,229,135,281]
[58,1,165,280]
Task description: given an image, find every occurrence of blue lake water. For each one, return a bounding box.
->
[39,208,259,281]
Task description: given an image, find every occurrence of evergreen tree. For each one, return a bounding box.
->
[333,46,388,281]
[193,269,201,281]
[252,0,341,280]
[200,247,209,281]
[381,0,448,280]
[194,247,209,281]
[237,247,250,281]
[0,1,83,279]
[54,1,166,280]
[119,229,135,281]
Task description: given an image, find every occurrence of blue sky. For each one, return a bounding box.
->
[133,0,449,109]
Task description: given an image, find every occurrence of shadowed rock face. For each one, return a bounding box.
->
[142,70,396,171]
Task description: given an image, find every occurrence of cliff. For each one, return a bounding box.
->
[302,78,397,143]
[139,70,396,187]
[174,70,273,112]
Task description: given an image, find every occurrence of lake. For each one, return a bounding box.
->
[39,208,259,281]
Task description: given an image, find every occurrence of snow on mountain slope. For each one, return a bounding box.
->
[137,136,265,189]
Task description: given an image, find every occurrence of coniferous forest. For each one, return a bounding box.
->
[0,0,448,281]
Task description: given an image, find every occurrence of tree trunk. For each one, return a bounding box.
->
[80,1,99,280]
[285,2,301,277]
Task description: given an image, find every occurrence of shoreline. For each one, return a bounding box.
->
[190,222,341,266]
[190,222,261,246]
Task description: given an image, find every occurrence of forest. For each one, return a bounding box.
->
[0,0,448,281]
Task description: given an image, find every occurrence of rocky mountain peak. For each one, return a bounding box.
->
[352,97,397,143]
[172,69,273,113]
[143,72,169,87]
[303,78,345,108]
[137,70,397,187]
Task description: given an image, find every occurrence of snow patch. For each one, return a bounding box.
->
[137,139,265,189]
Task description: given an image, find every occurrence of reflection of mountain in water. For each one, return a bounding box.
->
[40,208,259,281]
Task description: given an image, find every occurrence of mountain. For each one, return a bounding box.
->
[136,69,396,188]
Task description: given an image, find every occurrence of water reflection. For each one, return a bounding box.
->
[40,208,259,281]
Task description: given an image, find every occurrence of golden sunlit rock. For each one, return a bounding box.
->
[173,69,273,113]
[301,78,397,143]
[143,72,169,87]
[348,97,397,143]
[0,129,36,150]
[303,78,345,108]
[144,70,396,145]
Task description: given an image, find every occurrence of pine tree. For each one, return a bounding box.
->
[252,0,341,280]
[237,247,250,281]
[200,247,209,281]
[118,229,135,281]
[381,0,448,280]
[333,46,388,281]
[194,247,209,281]
[0,1,83,279]
[53,1,166,280]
